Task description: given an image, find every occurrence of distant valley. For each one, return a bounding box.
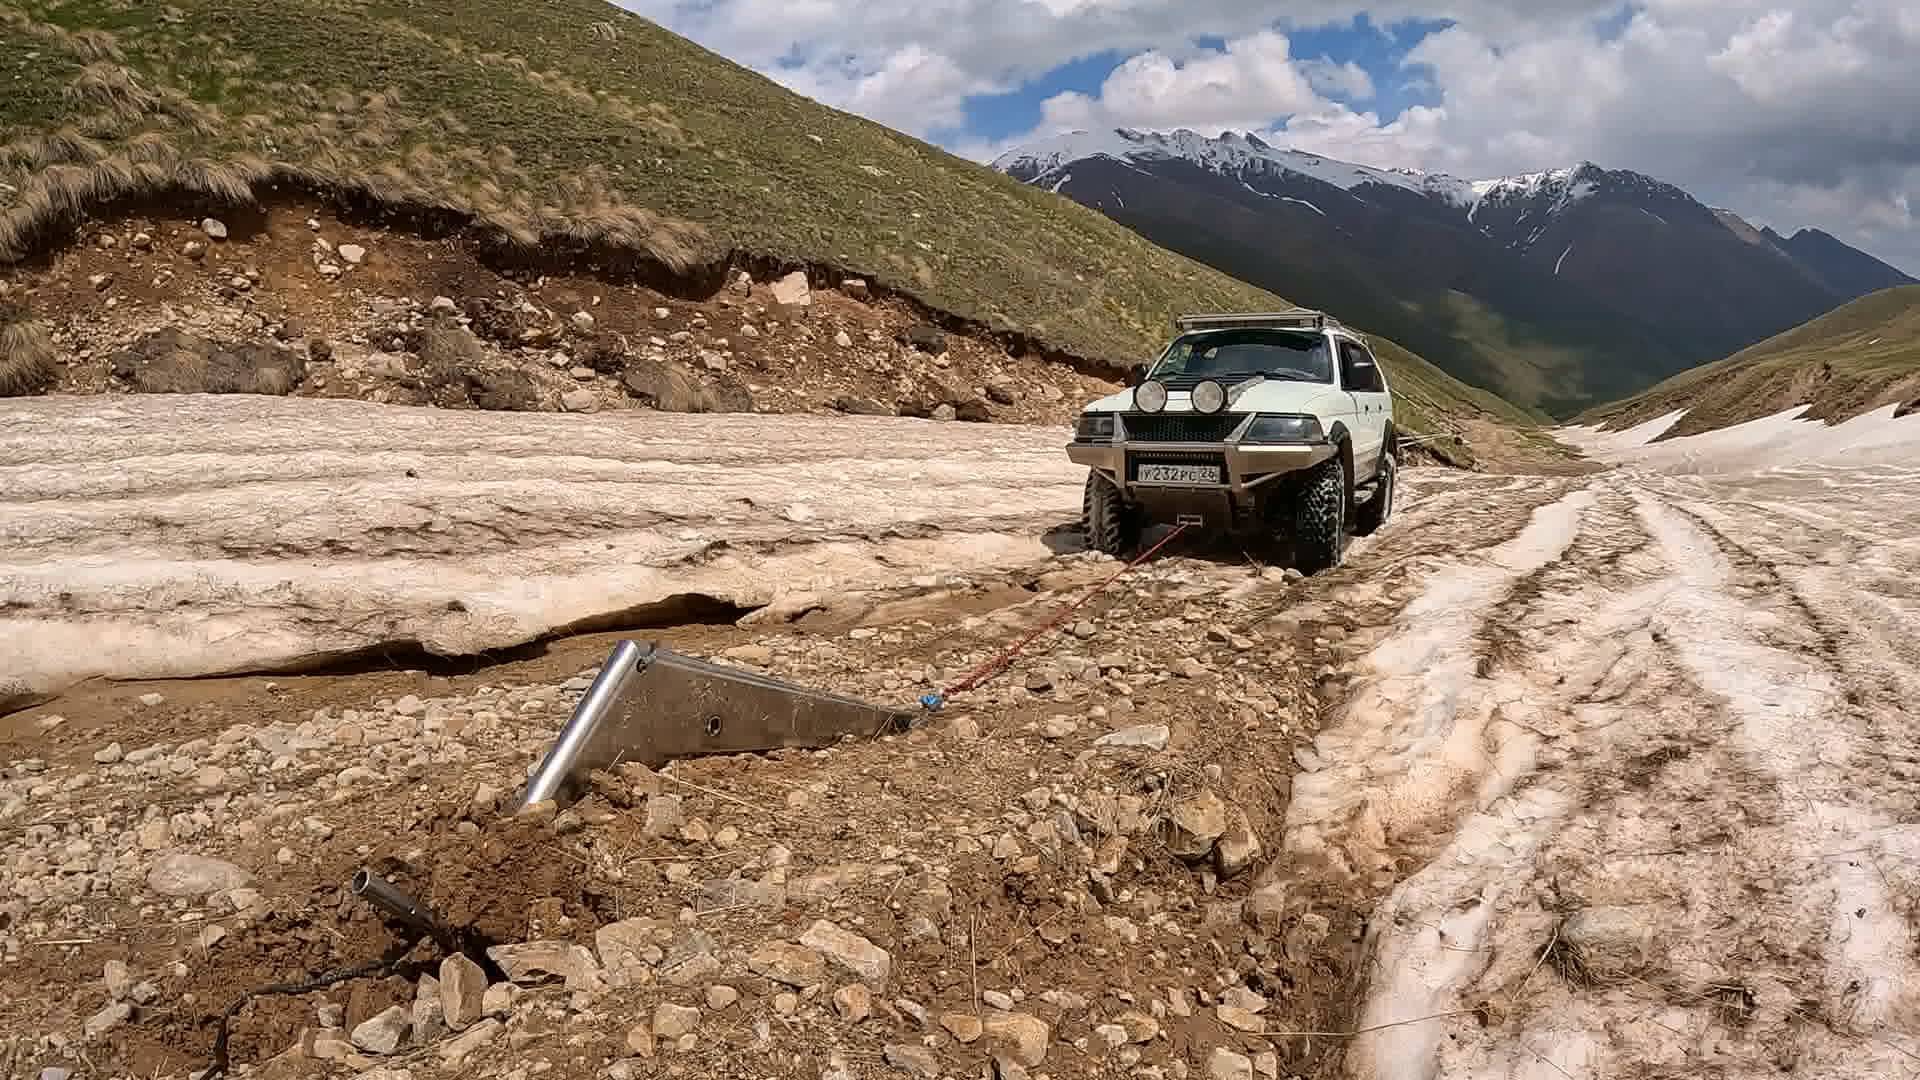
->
[995,129,1914,414]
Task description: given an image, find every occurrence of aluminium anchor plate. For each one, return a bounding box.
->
[519,639,914,808]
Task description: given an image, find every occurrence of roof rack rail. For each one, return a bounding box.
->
[1173,309,1342,332]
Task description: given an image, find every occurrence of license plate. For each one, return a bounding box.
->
[1138,463,1221,484]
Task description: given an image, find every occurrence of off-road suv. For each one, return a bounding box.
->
[1068,310,1397,571]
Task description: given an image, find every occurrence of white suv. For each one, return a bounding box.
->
[1066,310,1397,571]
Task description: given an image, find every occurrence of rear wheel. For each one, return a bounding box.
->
[1293,458,1347,573]
[1083,471,1139,556]
[1353,449,1396,536]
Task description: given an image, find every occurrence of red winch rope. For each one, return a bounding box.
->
[938,522,1189,701]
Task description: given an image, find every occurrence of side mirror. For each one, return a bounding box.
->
[1124,362,1150,387]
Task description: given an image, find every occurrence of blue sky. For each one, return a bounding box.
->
[622,0,1920,271]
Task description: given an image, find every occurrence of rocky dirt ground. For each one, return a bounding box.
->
[1,200,1113,425]
[2,458,1409,1080]
[9,419,1920,1080]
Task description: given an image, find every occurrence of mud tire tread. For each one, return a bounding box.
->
[1084,471,1138,556]
[1294,458,1347,572]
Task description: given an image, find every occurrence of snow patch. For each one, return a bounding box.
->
[1560,405,1920,474]
[1047,171,1072,194]
[1553,243,1574,275]
[1279,196,1324,215]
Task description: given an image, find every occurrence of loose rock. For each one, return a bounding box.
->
[983,1011,1050,1066]
[439,1018,500,1063]
[1094,724,1170,751]
[800,920,891,985]
[1209,1047,1254,1080]
[749,941,827,987]
[653,1002,700,1037]
[1169,790,1229,859]
[884,1044,939,1078]
[146,854,250,897]
[84,1001,132,1040]
[833,983,873,1021]
[941,1012,984,1043]
[351,1004,410,1054]
[439,954,488,1030]
[770,271,812,308]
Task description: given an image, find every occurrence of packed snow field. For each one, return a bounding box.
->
[3,397,1918,1079]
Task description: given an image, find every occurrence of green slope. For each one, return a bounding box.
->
[0,0,1536,440]
[1580,285,1920,438]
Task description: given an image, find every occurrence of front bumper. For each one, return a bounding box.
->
[1067,434,1336,495]
[1067,439,1336,499]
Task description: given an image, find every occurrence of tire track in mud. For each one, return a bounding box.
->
[1278,474,1920,1079]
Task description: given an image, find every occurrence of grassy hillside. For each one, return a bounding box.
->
[1580,285,1920,438]
[0,0,1536,439]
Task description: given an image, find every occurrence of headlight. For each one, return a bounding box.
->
[1191,379,1227,414]
[1074,413,1116,442]
[1133,380,1168,413]
[1243,414,1324,443]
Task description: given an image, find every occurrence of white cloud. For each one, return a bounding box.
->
[1034,32,1329,134]
[771,45,995,137]
[624,0,1920,272]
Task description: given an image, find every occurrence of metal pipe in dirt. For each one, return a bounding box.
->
[351,868,459,955]
[519,638,651,809]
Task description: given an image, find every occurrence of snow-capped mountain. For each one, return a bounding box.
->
[991,129,1913,412]
[993,128,1476,207]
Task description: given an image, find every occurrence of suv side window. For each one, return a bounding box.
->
[1339,341,1385,393]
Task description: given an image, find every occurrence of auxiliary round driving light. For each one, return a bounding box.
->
[1134,380,1169,413]
[1191,379,1227,414]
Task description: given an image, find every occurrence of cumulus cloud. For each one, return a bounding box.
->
[623,0,1920,271]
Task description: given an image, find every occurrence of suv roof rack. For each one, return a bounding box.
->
[1173,308,1342,332]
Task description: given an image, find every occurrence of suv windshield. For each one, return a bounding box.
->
[1149,328,1332,384]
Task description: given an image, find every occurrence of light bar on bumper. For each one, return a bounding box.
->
[1241,414,1325,443]
[1074,412,1116,442]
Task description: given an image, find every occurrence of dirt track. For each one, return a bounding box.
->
[5,405,1920,1079]
[1302,459,1920,1078]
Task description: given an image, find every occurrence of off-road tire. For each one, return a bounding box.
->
[1353,448,1396,536]
[1083,471,1139,556]
[1293,457,1347,572]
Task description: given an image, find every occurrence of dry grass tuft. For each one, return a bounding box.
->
[1542,925,1596,989]
[1,129,108,170]
[66,62,159,119]
[0,305,58,397]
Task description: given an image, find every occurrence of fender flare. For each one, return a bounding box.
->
[1325,422,1356,503]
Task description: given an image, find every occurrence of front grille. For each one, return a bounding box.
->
[1128,451,1228,482]
[1121,413,1245,443]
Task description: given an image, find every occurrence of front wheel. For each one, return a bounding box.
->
[1353,452,1396,536]
[1292,458,1348,573]
[1083,471,1139,556]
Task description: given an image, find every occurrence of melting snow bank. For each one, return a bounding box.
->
[1559,403,1920,473]
[0,395,1083,703]
[1291,469,1920,1079]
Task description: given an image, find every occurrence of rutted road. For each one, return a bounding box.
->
[1285,414,1920,1079]
[7,393,1920,1076]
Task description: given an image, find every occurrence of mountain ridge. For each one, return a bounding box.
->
[1578,284,1920,437]
[994,128,1915,414]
